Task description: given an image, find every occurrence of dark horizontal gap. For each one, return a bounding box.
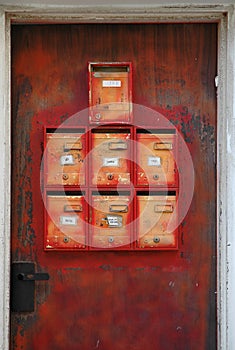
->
[46,128,85,134]
[47,191,85,196]
[92,191,130,196]
[136,129,176,134]
[91,66,129,72]
[91,129,130,134]
[137,191,176,196]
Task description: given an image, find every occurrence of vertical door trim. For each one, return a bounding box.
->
[218,8,235,350]
[0,10,11,350]
[0,5,233,350]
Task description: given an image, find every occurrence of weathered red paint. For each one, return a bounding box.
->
[11,23,217,349]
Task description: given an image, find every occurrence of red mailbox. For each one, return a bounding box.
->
[45,192,87,250]
[88,62,132,124]
[91,128,131,186]
[90,191,132,249]
[136,191,178,250]
[45,128,86,187]
[136,129,177,187]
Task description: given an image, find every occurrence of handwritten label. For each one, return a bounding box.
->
[60,216,77,226]
[102,80,121,87]
[107,215,122,228]
[148,156,161,167]
[103,157,119,167]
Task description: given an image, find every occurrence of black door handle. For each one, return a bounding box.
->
[11,262,50,312]
[18,272,49,281]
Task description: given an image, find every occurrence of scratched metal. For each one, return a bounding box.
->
[11,24,217,349]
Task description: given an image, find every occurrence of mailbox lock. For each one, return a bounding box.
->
[108,237,114,243]
[153,237,160,244]
[95,113,101,120]
[153,174,159,180]
[63,237,70,243]
[107,174,114,180]
[62,174,69,181]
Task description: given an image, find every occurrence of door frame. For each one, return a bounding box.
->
[0,5,234,350]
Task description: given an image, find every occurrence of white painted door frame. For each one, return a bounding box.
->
[0,5,234,350]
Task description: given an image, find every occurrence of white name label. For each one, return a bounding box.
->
[148,156,161,167]
[103,157,119,167]
[107,215,122,228]
[60,154,74,166]
[60,216,77,226]
[102,80,121,87]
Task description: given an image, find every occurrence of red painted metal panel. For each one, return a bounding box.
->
[11,23,217,350]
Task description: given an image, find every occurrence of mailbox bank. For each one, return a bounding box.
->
[43,64,179,251]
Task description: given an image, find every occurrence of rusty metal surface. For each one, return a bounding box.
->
[11,23,217,350]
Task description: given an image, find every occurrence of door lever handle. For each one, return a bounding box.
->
[18,272,49,281]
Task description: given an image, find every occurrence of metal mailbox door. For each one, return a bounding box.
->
[11,23,217,350]
[45,129,86,186]
[136,191,178,250]
[45,193,87,250]
[91,129,131,186]
[91,191,132,249]
[136,131,177,187]
[88,62,132,124]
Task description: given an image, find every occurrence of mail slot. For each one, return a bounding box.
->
[88,62,132,124]
[45,128,86,186]
[136,191,178,250]
[136,130,177,187]
[91,191,132,249]
[45,192,87,250]
[91,129,131,186]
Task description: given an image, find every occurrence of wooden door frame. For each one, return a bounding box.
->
[0,5,234,350]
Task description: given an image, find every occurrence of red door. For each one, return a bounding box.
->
[11,23,217,349]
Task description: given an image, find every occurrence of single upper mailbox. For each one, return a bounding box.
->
[88,62,133,124]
